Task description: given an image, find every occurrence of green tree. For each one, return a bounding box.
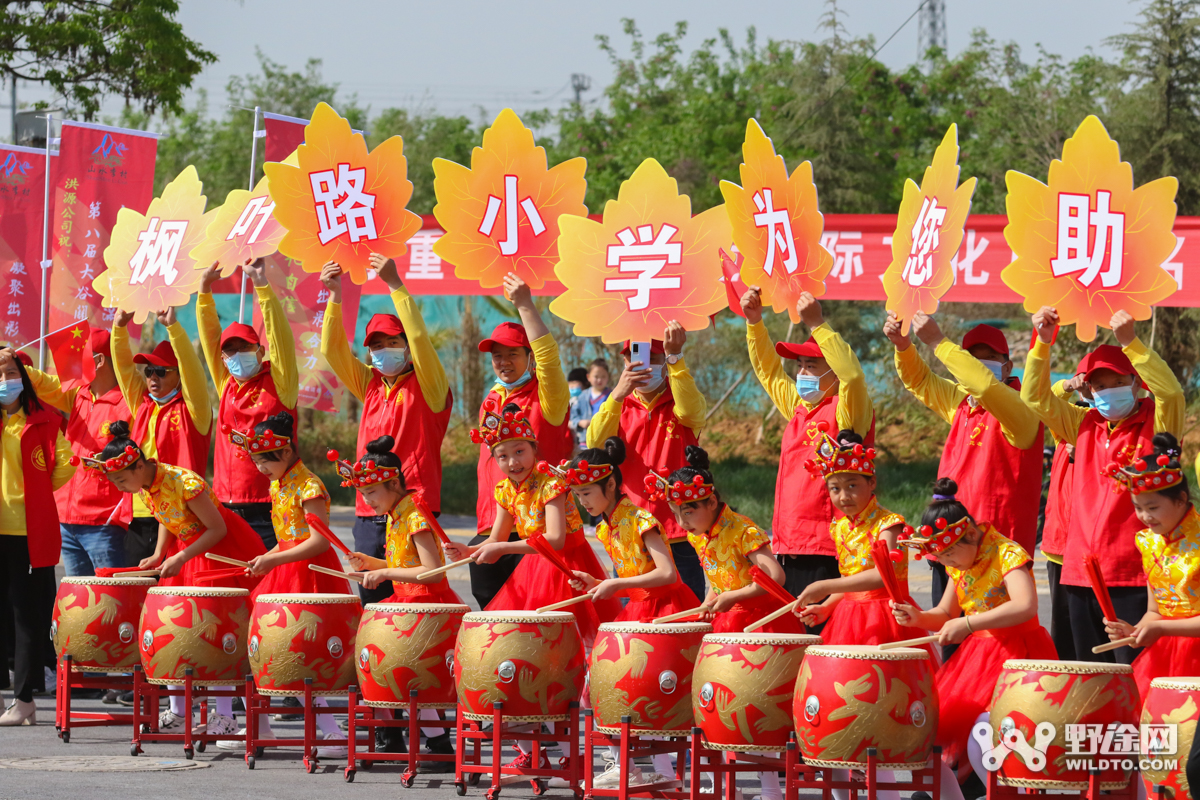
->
[368,109,480,215]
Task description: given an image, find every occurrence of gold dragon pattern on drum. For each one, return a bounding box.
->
[358,610,456,697]
[143,598,250,683]
[251,607,343,687]
[696,641,802,741]
[590,634,699,733]
[456,620,584,718]
[54,589,125,668]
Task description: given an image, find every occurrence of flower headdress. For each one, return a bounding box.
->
[1104,453,1184,495]
[469,399,535,449]
[897,516,969,559]
[326,449,401,489]
[537,459,613,487]
[644,467,714,504]
[71,445,140,474]
[222,423,289,455]
[802,421,876,480]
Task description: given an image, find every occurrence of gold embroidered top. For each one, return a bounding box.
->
[687,504,772,594]
[831,496,908,582]
[141,463,218,544]
[946,523,1031,615]
[494,471,584,539]
[385,493,442,570]
[269,461,330,545]
[597,496,668,579]
[1136,505,1200,618]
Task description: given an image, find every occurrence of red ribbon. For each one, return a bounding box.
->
[527,533,577,586]
[1085,553,1118,621]
[305,512,353,556]
[872,539,906,604]
[411,492,452,546]
[750,565,795,607]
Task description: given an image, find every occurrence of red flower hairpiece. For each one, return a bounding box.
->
[802,421,876,480]
[1104,455,1183,496]
[71,445,140,474]
[326,449,401,489]
[469,399,536,449]
[643,467,714,504]
[222,424,290,455]
[537,458,613,487]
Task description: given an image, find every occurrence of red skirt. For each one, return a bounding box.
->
[712,592,803,635]
[823,590,939,662]
[615,579,697,623]
[935,618,1057,767]
[250,539,354,599]
[387,577,464,605]
[1132,628,1200,702]
[161,505,267,591]
[487,532,623,645]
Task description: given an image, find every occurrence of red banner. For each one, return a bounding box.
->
[49,121,158,332]
[262,112,307,164]
[0,144,51,350]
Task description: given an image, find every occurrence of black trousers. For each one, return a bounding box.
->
[125,516,160,566]
[227,502,277,550]
[353,515,394,605]
[778,553,840,636]
[0,536,55,703]
[1045,560,1076,661]
[930,562,961,662]
[1188,724,1200,800]
[670,541,706,604]
[468,531,524,610]
[1064,583,1147,665]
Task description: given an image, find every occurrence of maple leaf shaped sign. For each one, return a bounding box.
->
[719,119,832,323]
[190,155,295,278]
[94,165,217,324]
[264,102,422,285]
[432,108,587,290]
[1002,116,1178,342]
[550,159,731,343]
[882,124,977,335]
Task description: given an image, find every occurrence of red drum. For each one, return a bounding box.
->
[454,611,586,722]
[692,632,821,752]
[52,577,156,672]
[248,593,362,696]
[989,659,1140,790]
[1140,677,1200,799]
[356,603,470,709]
[138,586,251,686]
[794,645,938,769]
[591,621,711,736]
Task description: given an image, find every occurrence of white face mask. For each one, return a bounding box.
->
[795,368,832,403]
[641,364,667,393]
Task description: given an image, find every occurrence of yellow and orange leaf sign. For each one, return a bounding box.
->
[264,102,422,285]
[550,159,731,343]
[191,158,293,277]
[1002,115,1178,342]
[433,108,587,290]
[719,119,832,323]
[94,165,216,324]
[882,124,976,335]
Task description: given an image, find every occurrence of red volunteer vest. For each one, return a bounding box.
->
[1062,399,1156,587]
[215,363,293,505]
[131,391,211,480]
[354,369,453,517]
[1041,442,1074,557]
[608,389,698,542]
[56,385,132,527]
[475,377,573,532]
[22,406,66,569]
[773,396,876,556]
[938,389,1045,553]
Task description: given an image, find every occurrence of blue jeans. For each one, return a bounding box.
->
[60,523,127,577]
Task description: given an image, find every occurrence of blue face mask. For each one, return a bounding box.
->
[569,386,583,399]
[1092,385,1137,421]
[795,369,830,403]
[0,378,22,406]
[225,351,261,381]
[149,386,180,405]
[370,347,409,376]
[497,368,532,390]
[980,359,1006,384]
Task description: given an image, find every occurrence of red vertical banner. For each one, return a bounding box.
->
[0,145,50,349]
[49,121,158,332]
[262,112,307,164]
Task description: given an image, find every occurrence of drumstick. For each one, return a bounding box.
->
[308,564,363,584]
[412,492,452,546]
[536,593,595,613]
[1084,554,1118,621]
[878,635,940,651]
[1093,637,1136,654]
[744,599,800,632]
[304,512,353,557]
[111,569,161,577]
[416,556,475,580]
[653,606,709,624]
[193,567,247,583]
[205,553,251,568]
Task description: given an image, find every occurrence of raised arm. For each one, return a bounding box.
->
[162,308,212,436]
[934,338,1041,450]
[1021,307,1086,445]
[663,320,706,431]
[196,262,230,394]
[742,288,800,417]
[247,259,299,409]
[110,311,146,415]
[318,262,371,403]
[1113,310,1184,438]
[886,312,963,426]
[373,254,449,413]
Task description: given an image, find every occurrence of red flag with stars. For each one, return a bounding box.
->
[46,319,95,391]
[720,247,749,319]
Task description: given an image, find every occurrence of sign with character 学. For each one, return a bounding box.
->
[1002,115,1179,342]
[550,158,732,343]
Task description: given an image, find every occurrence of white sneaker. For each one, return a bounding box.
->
[595,760,643,787]
[316,731,348,759]
[158,709,194,731]
[205,712,239,737]
[216,726,275,751]
[637,772,669,786]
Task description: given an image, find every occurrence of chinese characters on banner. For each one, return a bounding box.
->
[49,121,158,333]
[191,171,287,277]
[0,145,51,348]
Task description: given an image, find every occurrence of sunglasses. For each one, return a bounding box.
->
[143,365,177,379]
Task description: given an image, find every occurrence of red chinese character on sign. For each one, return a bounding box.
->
[752,188,797,277]
[1050,191,1125,288]
[604,224,683,311]
[129,218,189,286]
[309,163,376,245]
[903,196,947,287]
[478,175,546,256]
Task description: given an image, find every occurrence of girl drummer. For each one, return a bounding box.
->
[1102,432,1200,700]
[656,445,802,634]
[891,478,1055,791]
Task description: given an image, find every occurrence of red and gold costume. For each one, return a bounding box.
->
[381,492,462,604]
[594,496,695,621]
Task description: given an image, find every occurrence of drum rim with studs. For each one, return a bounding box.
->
[702,633,822,646]
[598,622,712,634]
[1001,659,1134,675]
[1148,676,1200,690]
[463,610,576,624]
[62,577,157,587]
[254,593,363,605]
[146,586,249,597]
[805,644,927,660]
[364,603,471,613]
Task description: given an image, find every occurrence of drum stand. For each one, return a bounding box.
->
[779,741,942,800]
[243,677,359,772]
[581,710,687,800]
[54,655,149,742]
[129,666,252,760]
[343,686,456,784]
[454,701,582,799]
[985,767,1140,800]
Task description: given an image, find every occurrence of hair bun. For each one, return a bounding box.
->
[603,437,627,466]
[108,420,131,439]
[684,444,710,472]
[366,435,396,455]
[931,477,959,498]
[270,410,295,429]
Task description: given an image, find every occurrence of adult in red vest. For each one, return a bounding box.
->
[1023,306,1184,664]
[471,272,571,609]
[586,324,707,601]
[112,307,213,565]
[0,349,75,726]
[741,288,874,624]
[197,259,298,550]
[885,312,1045,614]
[319,254,452,605]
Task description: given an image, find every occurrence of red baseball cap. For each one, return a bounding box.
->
[14,350,32,367]
[1084,345,1137,380]
[1075,352,1091,376]
[219,322,260,350]
[133,340,179,368]
[364,314,405,346]
[89,329,111,358]
[775,337,823,360]
[477,321,530,352]
[620,340,666,356]
[962,324,1009,357]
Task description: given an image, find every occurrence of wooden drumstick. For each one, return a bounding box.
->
[745,599,800,632]
[1093,637,1136,654]
[416,556,475,580]
[536,593,595,613]
[308,564,363,584]
[206,553,251,568]
[652,606,710,624]
[878,635,940,651]
[119,569,161,577]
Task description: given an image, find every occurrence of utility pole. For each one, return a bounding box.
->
[9,71,15,144]
[918,0,947,65]
[571,73,591,105]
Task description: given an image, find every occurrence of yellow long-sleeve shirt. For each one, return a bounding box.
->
[1021,337,1184,446]
[196,285,298,408]
[24,368,73,414]
[488,333,569,426]
[586,356,707,446]
[319,287,448,412]
[0,409,76,534]
[746,320,873,434]
[894,340,1041,450]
